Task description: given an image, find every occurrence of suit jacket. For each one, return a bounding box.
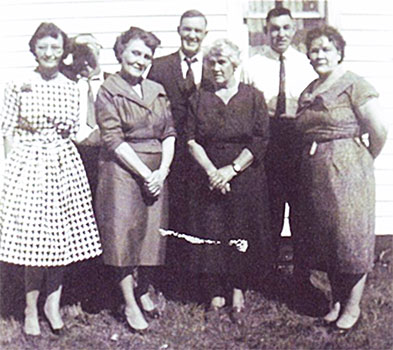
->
[148,51,212,145]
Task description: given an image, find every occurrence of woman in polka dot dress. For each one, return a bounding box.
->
[0,22,102,336]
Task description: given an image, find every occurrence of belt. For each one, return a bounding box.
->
[305,137,362,156]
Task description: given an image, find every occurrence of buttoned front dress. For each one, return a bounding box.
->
[95,74,176,267]
[186,83,272,278]
[0,72,102,267]
[296,71,378,274]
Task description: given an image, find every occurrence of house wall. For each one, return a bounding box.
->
[0,0,247,80]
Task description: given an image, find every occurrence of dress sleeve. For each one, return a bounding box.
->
[350,78,379,109]
[159,94,177,140]
[246,88,270,164]
[1,82,19,137]
[95,87,125,152]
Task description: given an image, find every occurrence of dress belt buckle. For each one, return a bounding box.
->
[309,141,318,156]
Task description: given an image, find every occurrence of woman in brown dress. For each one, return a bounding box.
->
[95,27,176,332]
[296,26,387,332]
[186,39,271,314]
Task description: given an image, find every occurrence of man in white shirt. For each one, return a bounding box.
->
[242,7,316,288]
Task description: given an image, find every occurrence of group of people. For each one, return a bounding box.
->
[0,6,387,338]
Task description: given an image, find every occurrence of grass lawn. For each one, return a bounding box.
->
[0,236,392,350]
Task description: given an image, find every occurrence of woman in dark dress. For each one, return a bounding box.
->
[186,39,271,313]
[296,26,387,331]
[95,27,176,332]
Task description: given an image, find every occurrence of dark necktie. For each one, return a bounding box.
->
[86,79,96,128]
[184,57,196,96]
[275,54,286,118]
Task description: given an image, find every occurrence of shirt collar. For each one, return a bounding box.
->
[179,50,203,64]
[265,46,294,61]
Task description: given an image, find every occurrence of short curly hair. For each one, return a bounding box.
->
[306,25,346,63]
[28,22,70,60]
[113,27,161,63]
[204,39,241,69]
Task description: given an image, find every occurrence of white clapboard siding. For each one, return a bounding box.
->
[328,0,393,235]
[0,0,248,80]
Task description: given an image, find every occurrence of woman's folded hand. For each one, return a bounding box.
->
[207,166,235,194]
[145,168,168,197]
[216,165,237,187]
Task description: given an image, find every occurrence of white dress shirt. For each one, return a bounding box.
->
[75,73,104,145]
[241,46,317,118]
[179,50,204,86]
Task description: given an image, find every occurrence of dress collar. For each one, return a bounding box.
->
[101,72,164,108]
[298,71,360,109]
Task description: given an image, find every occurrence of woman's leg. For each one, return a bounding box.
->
[324,271,342,323]
[23,266,45,335]
[230,273,245,312]
[44,266,65,331]
[117,267,148,331]
[136,267,156,312]
[336,273,366,329]
[201,273,226,309]
[24,267,45,335]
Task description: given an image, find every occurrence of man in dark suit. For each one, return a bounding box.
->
[148,9,208,299]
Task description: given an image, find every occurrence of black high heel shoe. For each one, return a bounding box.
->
[229,306,245,326]
[124,308,149,335]
[143,308,160,320]
[43,310,65,336]
[44,314,66,336]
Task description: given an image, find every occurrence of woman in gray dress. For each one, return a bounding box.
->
[296,26,387,332]
[95,27,176,332]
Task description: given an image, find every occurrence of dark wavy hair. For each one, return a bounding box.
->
[113,27,161,63]
[266,7,293,23]
[306,25,346,63]
[28,22,70,60]
[179,9,207,26]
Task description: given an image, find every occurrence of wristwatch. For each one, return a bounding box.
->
[232,162,241,174]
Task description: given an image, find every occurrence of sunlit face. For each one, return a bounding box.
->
[120,38,153,78]
[177,16,207,57]
[308,36,342,77]
[267,15,296,54]
[207,55,235,86]
[35,35,64,71]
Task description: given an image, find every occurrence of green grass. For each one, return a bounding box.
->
[1,236,392,350]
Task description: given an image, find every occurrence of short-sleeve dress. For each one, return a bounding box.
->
[95,73,176,267]
[296,71,378,274]
[0,71,102,267]
[186,83,272,278]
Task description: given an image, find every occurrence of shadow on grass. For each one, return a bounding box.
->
[1,236,391,323]
[0,258,123,321]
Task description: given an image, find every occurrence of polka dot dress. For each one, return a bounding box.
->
[0,72,102,267]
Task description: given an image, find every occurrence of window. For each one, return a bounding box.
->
[244,0,327,56]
